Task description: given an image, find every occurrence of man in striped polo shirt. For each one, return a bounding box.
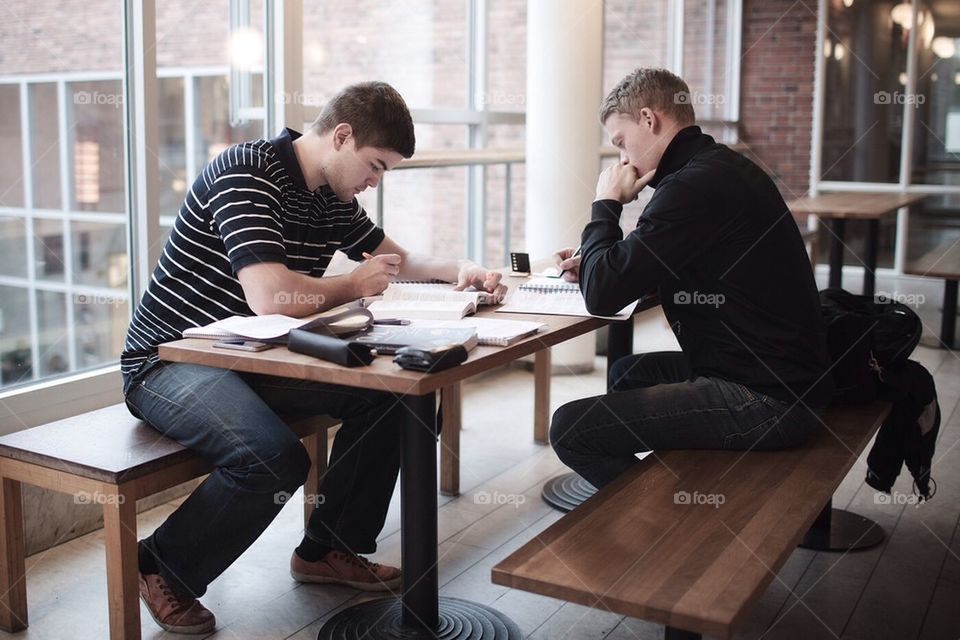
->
[122,82,506,634]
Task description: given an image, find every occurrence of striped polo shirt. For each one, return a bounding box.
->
[120,128,385,394]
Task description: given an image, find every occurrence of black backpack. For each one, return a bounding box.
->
[819,288,921,404]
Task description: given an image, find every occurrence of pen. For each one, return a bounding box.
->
[560,246,582,278]
[373,318,411,326]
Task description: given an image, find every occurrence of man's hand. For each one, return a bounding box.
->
[454,263,508,302]
[553,247,582,283]
[596,163,656,204]
[352,252,402,298]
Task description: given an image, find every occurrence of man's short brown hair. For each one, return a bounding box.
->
[599,68,696,126]
[312,81,416,158]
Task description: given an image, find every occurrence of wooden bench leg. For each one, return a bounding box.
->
[440,383,462,497]
[102,488,140,640]
[303,431,328,528]
[0,473,28,632]
[534,349,551,445]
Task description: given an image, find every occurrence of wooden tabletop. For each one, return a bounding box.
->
[787,192,926,220]
[904,239,960,280]
[161,310,604,396]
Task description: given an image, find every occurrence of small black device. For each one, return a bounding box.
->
[393,344,468,372]
[212,339,273,352]
[510,252,531,275]
[287,329,375,367]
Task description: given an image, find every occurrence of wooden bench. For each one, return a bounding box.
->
[0,403,338,640]
[493,401,891,639]
[905,239,960,349]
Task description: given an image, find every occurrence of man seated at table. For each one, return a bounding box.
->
[121,81,506,634]
[550,68,833,490]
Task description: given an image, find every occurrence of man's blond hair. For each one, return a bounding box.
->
[599,68,696,126]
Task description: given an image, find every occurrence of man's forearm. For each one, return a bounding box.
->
[395,254,467,283]
[244,267,359,317]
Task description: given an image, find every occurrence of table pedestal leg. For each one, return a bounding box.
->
[863,219,878,298]
[318,392,521,639]
[940,279,958,349]
[828,218,846,290]
[799,497,884,551]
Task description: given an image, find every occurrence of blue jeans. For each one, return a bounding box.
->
[550,352,823,489]
[124,361,405,597]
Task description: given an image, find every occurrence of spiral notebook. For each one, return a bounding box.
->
[518,277,580,293]
[499,278,637,320]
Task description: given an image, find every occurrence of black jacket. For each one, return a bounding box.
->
[867,360,940,499]
[579,126,833,406]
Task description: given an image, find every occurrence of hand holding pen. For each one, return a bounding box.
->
[351,252,402,298]
[554,246,582,283]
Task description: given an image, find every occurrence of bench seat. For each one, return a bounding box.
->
[492,401,891,639]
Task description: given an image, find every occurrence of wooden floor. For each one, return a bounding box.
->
[7,309,960,639]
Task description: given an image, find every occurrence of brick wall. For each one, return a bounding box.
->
[739,0,818,201]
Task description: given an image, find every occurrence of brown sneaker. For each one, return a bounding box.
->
[138,573,216,634]
[290,550,401,591]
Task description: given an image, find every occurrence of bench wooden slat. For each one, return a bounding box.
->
[492,401,891,639]
[0,404,337,484]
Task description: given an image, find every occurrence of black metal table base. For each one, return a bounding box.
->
[317,596,522,639]
[935,279,958,350]
[826,218,880,297]
[799,506,884,551]
[317,393,521,639]
[541,472,597,512]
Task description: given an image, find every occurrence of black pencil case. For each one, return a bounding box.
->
[287,329,375,367]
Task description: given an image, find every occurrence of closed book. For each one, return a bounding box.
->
[409,317,545,347]
[366,299,477,321]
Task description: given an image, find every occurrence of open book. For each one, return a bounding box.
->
[182,306,373,343]
[365,282,503,321]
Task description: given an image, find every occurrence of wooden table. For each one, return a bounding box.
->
[160,296,616,639]
[788,192,926,297]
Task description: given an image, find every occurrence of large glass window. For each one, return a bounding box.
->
[907,1,960,261]
[155,1,265,231]
[0,0,128,391]
[817,0,960,270]
[821,1,908,183]
[302,1,468,110]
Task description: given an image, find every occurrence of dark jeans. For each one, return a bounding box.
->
[550,352,823,489]
[124,361,404,598]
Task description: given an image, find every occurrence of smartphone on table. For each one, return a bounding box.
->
[212,339,273,352]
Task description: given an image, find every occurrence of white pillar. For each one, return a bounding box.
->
[526,0,604,372]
